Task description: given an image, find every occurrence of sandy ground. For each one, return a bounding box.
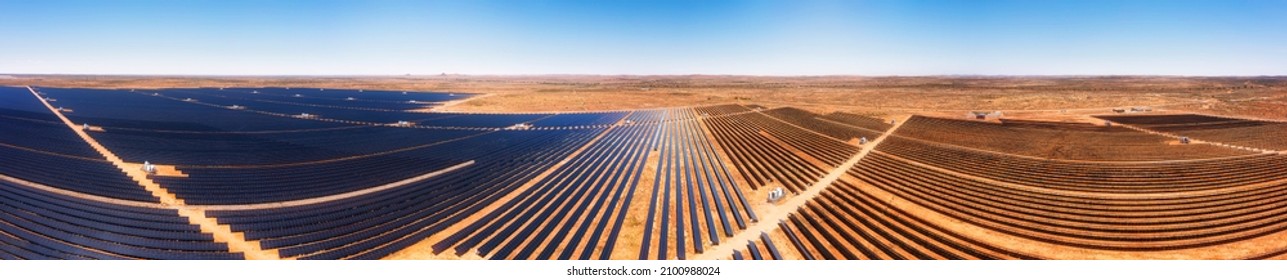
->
[766,227,805,260]
[120,162,187,177]
[609,149,660,260]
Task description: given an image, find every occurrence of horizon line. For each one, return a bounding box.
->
[4,73,1286,79]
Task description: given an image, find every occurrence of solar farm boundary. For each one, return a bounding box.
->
[760,97,1210,114]
[27,86,281,260]
[817,122,1287,259]
[691,115,911,260]
[134,91,496,131]
[137,89,636,131]
[129,88,768,131]
[1094,116,1282,154]
[868,149,1287,200]
[1183,111,1287,124]
[171,88,409,112]
[887,132,1265,165]
[729,114,1287,259]
[383,112,631,259]
[84,124,370,135]
[828,162,1287,259]
[1103,110,1287,125]
[429,102,772,120]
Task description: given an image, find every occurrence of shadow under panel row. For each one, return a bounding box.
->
[0,181,240,260]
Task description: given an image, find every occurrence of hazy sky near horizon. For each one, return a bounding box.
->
[1,0,1284,76]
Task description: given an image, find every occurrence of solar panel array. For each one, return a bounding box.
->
[3,85,1285,260]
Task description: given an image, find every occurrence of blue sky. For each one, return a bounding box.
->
[1,0,1283,75]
